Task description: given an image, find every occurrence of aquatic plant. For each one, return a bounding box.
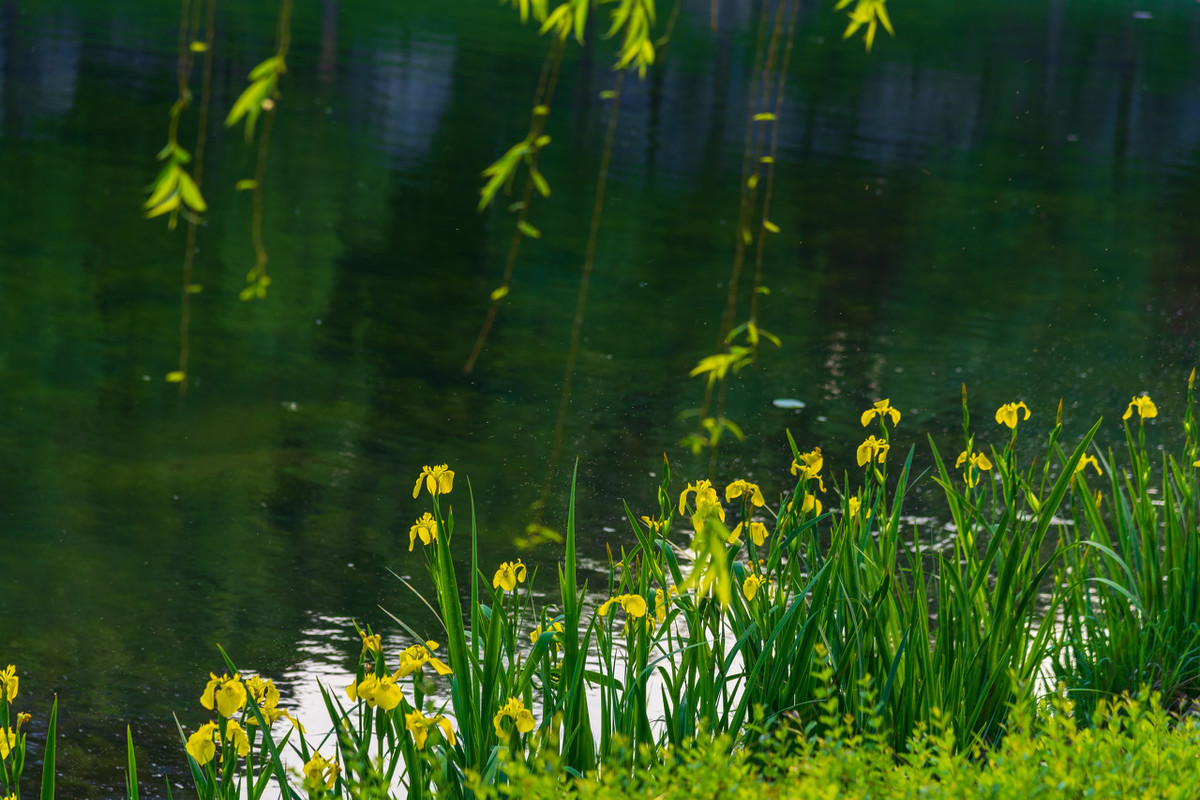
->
[6,373,1200,799]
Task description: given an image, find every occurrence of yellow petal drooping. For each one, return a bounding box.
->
[302,753,340,791]
[725,479,765,507]
[412,464,455,499]
[408,513,438,551]
[743,574,768,600]
[186,722,219,765]
[995,402,1031,429]
[492,559,527,592]
[0,666,17,703]
[200,673,247,718]
[1122,395,1158,422]
[493,697,536,737]
[856,436,890,467]
[860,399,901,427]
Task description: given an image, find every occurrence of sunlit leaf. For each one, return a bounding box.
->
[573,0,589,43]
[763,220,781,233]
[538,3,571,38]
[144,192,180,219]
[530,169,551,198]
[490,286,510,301]
[176,171,207,213]
[517,221,542,239]
[225,76,274,142]
[248,56,284,82]
[144,167,180,210]
[752,112,776,121]
[235,179,258,191]
[189,41,208,53]
[165,371,186,383]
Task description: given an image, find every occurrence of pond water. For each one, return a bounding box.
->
[2,0,1199,795]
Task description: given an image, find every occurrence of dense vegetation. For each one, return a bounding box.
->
[6,380,1200,798]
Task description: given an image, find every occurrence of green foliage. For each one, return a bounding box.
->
[6,379,1200,798]
[225,56,286,143]
[467,690,1200,800]
[1055,376,1200,724]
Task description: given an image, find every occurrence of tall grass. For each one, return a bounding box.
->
[1055,376,1200,723]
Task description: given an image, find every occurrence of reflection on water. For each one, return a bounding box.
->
[1,0,1199,795]
[286,615,361,737]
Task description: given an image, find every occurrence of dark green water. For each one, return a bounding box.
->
[2,0,1199,795]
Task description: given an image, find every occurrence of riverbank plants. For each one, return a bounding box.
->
[6,379,1200,799]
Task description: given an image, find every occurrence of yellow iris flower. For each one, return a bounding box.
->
[0,666,17,703]
[185,721,219,765]
[598,593,648,619]
[725,479,765,507]
[302,753,340,791]
[1076,454,1103,476]
[790,447,827,492]
[856,435,890,467]
[493,559,527,592]
[531,622,564,641]
[244,675,279,709]
[1123,395,1157,421]
[640,515,666,534]
[955,450,993,487]
[397,641,453,678]
[731,521,769,546]
[742,574,768,600]
[800,493,822,516]
[345,673,403,711]
[678,480,725,521]
[493,697,536,737]
[243,675,303,732]
[358,631,383,658]
[200,673,247,719]
[652,587,679,627]
[405,709,455,750]
[412,464,455,499]
[995,401,1031,429]
[0,728,14,761]
[223,719,250,758]
[860,399,901,427]
[408,513,439,551]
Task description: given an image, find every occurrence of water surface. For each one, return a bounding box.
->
[1,0,1199,795]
